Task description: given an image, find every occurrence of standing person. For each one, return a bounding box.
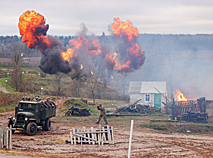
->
[96,103,108,124]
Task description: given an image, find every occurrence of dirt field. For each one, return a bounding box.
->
[1,99,213,158]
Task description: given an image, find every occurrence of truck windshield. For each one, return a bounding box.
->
[19,103,35,110]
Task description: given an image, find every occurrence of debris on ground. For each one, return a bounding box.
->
[112,99,161,115]
[65,106,91,116]
[181,111,208,122]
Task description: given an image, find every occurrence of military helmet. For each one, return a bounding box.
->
[28,97,30,100]
[22,96,24,100]
[47,97,50,100]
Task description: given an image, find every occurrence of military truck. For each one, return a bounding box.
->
[7,99,56,136]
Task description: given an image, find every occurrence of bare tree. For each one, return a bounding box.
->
[10,42,24,91]
[70,72,86,97]
[54,72,65,96]
[86,78,104,103]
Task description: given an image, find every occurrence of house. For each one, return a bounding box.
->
[129,81,167,111]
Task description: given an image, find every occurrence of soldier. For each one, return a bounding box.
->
[21,97,25,101]
[96,103,108,124]
[44,97,51,108]
[46,97,56,107]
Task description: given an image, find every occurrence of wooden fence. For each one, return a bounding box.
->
[0,124,12,149]
[172,100,197,120]
[69,125,114,145]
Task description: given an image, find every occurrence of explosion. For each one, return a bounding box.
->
[18,11,145,76]
[62,18,145,75]
[18,10,71,74]
[110,18,145,73]
[18,10,49,50]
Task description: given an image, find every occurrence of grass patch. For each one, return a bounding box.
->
[0,101,18,113]
[140,122,213,134]
[0,78,15,92]
[140,123,168,131]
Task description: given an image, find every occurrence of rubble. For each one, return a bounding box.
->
[65,107,91,116]
[113,99,145,114]
[111,99,161,115]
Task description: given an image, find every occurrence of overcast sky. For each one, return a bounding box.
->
[1,0,213,36]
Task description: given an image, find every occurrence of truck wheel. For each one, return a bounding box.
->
[45,118,51,131]
[42,121,45,131]
[26,122,37,136]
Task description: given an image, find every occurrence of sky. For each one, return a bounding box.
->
[1,0,213,36]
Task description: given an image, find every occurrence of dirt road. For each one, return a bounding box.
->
[0,83,10,94]
[1,119,213,157]
[1,100,213,157]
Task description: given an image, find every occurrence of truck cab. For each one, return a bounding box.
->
[8,100,56,136]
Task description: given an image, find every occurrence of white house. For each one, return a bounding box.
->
[129,81,167,111]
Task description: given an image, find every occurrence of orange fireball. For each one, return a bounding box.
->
[110,18,145,73]
[111,18,139,43]
[18,10,50,50]
[61,48,74,61]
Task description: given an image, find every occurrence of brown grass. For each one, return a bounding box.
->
[0,93,22,107]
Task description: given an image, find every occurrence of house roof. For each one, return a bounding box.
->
[129,81,143,94]
[141,81,166,93]
[129,81,166,94]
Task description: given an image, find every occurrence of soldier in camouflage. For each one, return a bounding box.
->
[96,103,108,124]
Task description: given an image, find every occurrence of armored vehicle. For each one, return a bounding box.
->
[7,100,56,136]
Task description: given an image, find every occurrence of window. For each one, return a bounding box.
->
[35,105,38,112]
[145,94,150,101]
[19,103,23,109]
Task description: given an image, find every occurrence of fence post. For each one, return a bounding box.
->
[172,98,176,120]
[70,129,73,145]
[91,127,95,145]
[5,127,8,149]
[9,127,12,149]
[2,124,6,147]
[73,128,76,145]
[83,126,86,143]
[128,120,134,158]
[0,128,2,149]
[111,126,114,144]
[77,129,80,144]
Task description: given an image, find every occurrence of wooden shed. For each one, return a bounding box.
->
[129,81,167,111]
